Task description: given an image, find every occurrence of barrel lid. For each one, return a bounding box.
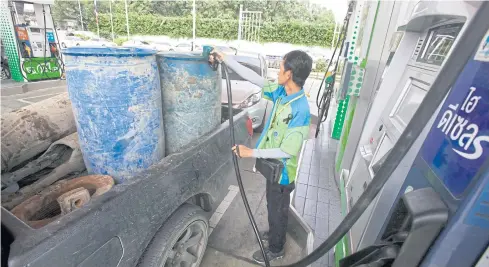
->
[62,46,156,57]
[156,52,205,61]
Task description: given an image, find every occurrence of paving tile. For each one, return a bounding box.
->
[329,139,339,148]
[305,141,313,149]
[303,150,313,158]
[297,172,310,184]
[294,196,305,216]
[329,195,340,207]
[329,187,341,201]
[300,164,311,174]
[327,151,337,162]
[318,175,329,189]
[319,166,329,177]
[316,201,329,219]
[309,174,319,186]
[302,158,313,167]
[329,202,341,218]
[328,251,335,267]
[310,160,320,169]
[328,170,336,184]
[315,218,329,239]
[302,159,312,168]
[304,198,317,216]
[295,183,307,198]
[303,214,316,230]
[306,186,318,200]
[310,166,319,176]
[329,214,341,234]
[317,188,329,203]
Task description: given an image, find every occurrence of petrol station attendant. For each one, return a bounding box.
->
[210,49,312,263]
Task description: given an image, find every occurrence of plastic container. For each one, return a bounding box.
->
[63,47,164,183]
[156,52,222,155]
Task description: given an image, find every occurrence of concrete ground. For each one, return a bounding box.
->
[1,80,67,114]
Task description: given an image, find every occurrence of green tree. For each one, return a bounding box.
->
[53,0,336,47]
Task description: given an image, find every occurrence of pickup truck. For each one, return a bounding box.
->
[1,106,252,267]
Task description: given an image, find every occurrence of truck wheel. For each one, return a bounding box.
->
[254,107,268,133]
[138,204,209,267]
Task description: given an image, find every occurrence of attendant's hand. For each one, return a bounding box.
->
[209,48,224,64]
[232,145,253,158]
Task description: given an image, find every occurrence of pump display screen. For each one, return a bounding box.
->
[417,23,463,66]
[421,50,489,198]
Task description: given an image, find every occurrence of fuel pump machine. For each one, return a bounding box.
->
[340,14,489,267]
[1,0,61,81]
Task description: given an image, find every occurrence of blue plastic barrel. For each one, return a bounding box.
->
[63,47,164,183]
[156,53,221,154]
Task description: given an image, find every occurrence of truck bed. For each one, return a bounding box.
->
[2,106,251,267]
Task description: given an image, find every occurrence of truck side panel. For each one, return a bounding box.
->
[6,111,250,267]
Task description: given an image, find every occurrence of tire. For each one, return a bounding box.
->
[138,204,209,267]
[254,104,268,133]
[254,112,267,133]
[1,64,10,80]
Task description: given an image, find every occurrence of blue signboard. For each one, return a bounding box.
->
[46,31,55,43]
[421,41,489,198]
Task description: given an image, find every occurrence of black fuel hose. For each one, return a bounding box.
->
[48,4,66,77]
[273,2,489,266]
[315,3,353,109]
[222,62,271,267]
[42,4,53,80]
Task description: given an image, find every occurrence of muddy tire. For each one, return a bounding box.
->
[138,204,209,267]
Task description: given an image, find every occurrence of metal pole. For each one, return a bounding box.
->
[258,12,262,42]
[254,13,258,42]
[94,0,100,37]
[242,12,248,41]
[237,4,243,41]
[192,0,196,50]
[124,0,130,39]
[331,22,337,48]
[78,0,84,31]
[12,1,20,25]
[109,0,114,41]
[250,13,254,42]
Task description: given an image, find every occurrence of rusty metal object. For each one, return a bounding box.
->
[10,175,114,229]
[2,133,86,209]
[1,93,76,173]
[57,188,91,214]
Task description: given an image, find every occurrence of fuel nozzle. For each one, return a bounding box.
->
[203,45,219,71]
